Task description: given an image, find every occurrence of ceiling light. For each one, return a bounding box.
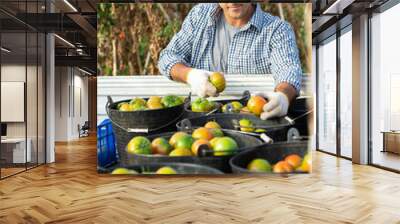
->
[54,34,75,48]
[322,0,355,15]
[0,47,11,53]
[1,47,11,53]
[78,67,94,76]
[63,0,78,12]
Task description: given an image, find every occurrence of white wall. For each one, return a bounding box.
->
[54,67,68,141]
[1,65,26,138]
[54,67,89,141]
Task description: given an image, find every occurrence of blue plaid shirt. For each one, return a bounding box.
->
[158,3,302,93]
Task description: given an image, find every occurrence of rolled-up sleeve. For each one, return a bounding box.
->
[158,7,197,78]
[269,22,303,94]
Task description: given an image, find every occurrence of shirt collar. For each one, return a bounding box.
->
[208,3,264,32]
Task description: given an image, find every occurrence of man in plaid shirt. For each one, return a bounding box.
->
[158,3,302,120]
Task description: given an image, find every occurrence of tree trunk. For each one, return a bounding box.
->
[304,3,312,74]
[157,3,171,23]
[278,4,285,20]
[112,39,117,76]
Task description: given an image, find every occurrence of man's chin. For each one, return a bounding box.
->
[228,13,244,20]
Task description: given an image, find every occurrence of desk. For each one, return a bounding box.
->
[1,138,31,163]
[382,131,400,154]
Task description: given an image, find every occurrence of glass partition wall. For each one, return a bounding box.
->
[317,35,337,155]
[0,1,46,179]
[316,26,353,159]
[370,3,400,171]
[316,0,400,171]
[339,27,352,159]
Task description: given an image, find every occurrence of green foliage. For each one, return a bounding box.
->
[138,36,149,60]
[98,3,310,76]
[158,19,181,39]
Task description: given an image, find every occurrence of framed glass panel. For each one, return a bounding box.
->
[27,31,38,169]
[1,30,28,177]
[0,0,46,179]
[317,36,337,154]
[371,4,400,171]
[339,27,352,158]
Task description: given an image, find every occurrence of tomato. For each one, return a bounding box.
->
[209,72,226,93]
[209,128,224,138]
[273,161,294,173]
[111,168,138,174]
[147,96,163,109]
[247,158,272,172]
[151,137,172,155]
[126,136,152,155]
[169,132,189,147]
[169,148,193,156]
[191,98,216,112]
[285,154,302,169]
[239,119,255,132]
[129,97,146,106]
[247,96,268,116]
[210,137,222,149]
[175,135,194,150]
[156,166,177,174]
[212,137,238,156]
[130,103,147,111]
[161,95,184,107]
[192,127,214,141]
[118,103,132,111]
[204,121,221,129]
[297,153,311,172]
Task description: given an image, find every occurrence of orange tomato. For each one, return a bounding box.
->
[273,161,294,173]
[204,121,221,129]
[284,154,302,169]
[247,96,268,116]
[192,127,214,141]
[169,132,188,147]
[151,137,172,155]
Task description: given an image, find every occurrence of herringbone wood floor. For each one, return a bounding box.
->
[1,135,400,224]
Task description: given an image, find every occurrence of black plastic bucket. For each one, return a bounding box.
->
[98,162,224,175]
[230,141,309,174]
[176,113,292,142]
[106,95,187,167]
[215,90,251,106]
[125,129,263,173]
[106,96,187,132]
[288,96,312,137]
[112,121,179,167]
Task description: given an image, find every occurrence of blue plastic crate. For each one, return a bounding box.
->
[97,119,117,167]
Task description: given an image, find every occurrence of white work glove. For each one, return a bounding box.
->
[186,69,217,98]
[256,92,289,120]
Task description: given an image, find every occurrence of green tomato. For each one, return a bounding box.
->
[161,95,184,107]
[129,98,146,106]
